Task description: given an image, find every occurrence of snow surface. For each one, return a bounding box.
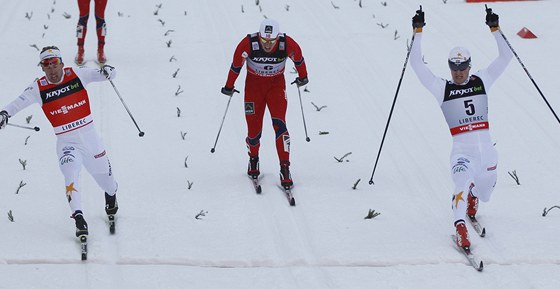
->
[1,0,560,288]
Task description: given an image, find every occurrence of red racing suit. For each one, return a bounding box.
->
[76,0,107,48]
[224,32,308,163]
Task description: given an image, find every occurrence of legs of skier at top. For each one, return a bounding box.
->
[75,0,108,65]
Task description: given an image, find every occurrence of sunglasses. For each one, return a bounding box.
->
[260,37,277,45]
[40,57,62,68]
[448,59,470,71]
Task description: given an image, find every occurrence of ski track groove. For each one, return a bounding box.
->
[4,257,560,268]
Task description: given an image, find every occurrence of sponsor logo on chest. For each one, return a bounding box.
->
[449,85,483,97]
[45,82,81,99]
[49,100,87,115]
[251,56,285,63]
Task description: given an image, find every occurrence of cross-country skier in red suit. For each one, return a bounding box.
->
[221,19,308,189]
[75,0,108,65]
[0,46,119,239]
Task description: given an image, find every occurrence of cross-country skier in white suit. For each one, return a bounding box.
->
[409,7,512,248]
[0,46,119,239]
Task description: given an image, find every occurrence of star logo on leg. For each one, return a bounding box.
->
[66,182,78,201]
[453,191,465,208]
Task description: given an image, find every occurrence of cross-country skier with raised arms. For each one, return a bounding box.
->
[409,7,512,249]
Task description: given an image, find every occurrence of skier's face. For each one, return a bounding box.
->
[450,66,470,85]
[41,57,64,83]
[259,35,278,53]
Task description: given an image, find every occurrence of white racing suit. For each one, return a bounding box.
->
[410,31,512,224]
[2,66,118,214]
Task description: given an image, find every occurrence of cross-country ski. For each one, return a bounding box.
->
[79,235,88,261]
[468,215,486,237]
[451,235,483,272]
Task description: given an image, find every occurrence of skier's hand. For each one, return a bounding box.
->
[221,86,239,97]
[412,6,425,32]
[0,110,9,130]
[485,5,499,31]
[101,64,116,80]
[291,76,309,87]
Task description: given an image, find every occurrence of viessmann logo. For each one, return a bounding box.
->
[45,82,81,99]
[50,100,87,115]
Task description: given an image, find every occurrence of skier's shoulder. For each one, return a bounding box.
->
[23,78,41,96]
[71,65,103,80]
[73,65,97,74]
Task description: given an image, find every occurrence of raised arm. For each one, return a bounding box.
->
[409,8,446,105]
[475,8,513,88]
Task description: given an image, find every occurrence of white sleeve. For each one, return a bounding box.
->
[409,32,447,106]
[1,81,42,117]
[474,30,513,89]
[73,66,117,86]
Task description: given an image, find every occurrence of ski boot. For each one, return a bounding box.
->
[97,46,106,64]
[247,156,260,179]
[74,46,85,66]
[279,160,293,189]
[105,192,118,234]
[72,210,88,237]
[467,191,479,220]
[455,221,471,249]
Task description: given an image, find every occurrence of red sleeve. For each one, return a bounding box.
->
[224,37,250,89]
[286,36,307,79]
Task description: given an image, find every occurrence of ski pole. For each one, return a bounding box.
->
[368,32,416,185]
[496,28,560,126]
[294,84,311,142]
[7,123,40,131]
[210,90,239,153]
[108,79,145,137]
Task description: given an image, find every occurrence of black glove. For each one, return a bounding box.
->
[485,6,499,29]
[0,110,9,129]
[221,86,238,96]
[412,6,425,30]
[292,76,309,87]
[100,64,116,79]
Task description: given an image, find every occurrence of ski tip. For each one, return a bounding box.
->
[477,261,484,272]
[290,198,296,206]
[480,227,486,238]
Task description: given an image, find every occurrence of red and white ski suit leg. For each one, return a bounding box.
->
[76,0,107,48]
[244,74,289,163]
[57,125,117,213]
[450,142,497,223]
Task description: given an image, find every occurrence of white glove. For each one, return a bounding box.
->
[101,65,117,80]
[0,110,9,129]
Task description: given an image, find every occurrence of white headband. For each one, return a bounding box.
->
[40,48,62,61]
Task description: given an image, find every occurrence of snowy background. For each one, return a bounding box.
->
[1,0,560,288]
